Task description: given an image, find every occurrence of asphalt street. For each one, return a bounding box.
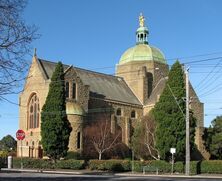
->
[0,172,222,181]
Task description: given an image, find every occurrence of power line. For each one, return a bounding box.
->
[195,66,222,94]
[194,60,222,89]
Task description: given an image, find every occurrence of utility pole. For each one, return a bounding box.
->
[185,67,190,176]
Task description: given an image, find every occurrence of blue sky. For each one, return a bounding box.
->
[1,0,222,139]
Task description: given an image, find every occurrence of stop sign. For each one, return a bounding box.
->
[16,129,25,140]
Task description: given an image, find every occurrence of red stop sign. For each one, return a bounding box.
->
[16,129,25,140]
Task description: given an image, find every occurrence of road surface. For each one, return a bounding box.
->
[0,172,222,181]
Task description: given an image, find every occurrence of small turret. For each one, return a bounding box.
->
[136,13,149,45]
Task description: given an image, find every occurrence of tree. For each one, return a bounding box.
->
[0,0,38,98]
[84,119,121,160]
[152,60,196,161]
[0,135,17,151]
[203,126,213,153]
[203,116,222,159]
[41,62,72,161]
[131,113,160,160]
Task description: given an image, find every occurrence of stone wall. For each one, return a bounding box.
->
[64,68,89,112]
[189,84,210,159]
[67,114,83,152]
[87,97,143,146]
[18,56,50,158]
[116,61,168,104]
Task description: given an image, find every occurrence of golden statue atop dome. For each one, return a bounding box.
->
[139,13,145,27]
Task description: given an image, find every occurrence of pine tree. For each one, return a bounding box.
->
[153,60,196,161]
[41,62,72,161]
[203,116,222,159]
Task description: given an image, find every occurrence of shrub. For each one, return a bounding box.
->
[0,151,8,157]
[12,157,84,170]
[0,157,7,168]
[55,159,84,169]
[151,160,171,173]
[65,151,82,160]
[201,160,222,174]
[88,159,131,172]
[133,160,184,174]
[133,160,152,172]
[190,161,201,175]
[13,157,54,169]
[174,162,184,173]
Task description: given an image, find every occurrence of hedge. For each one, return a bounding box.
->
[133,160,184,173]
[201,160,222,174]
[190,161,201,175]
[12,157,84,170]
[9,157,222,174]
[55,159,85,169]
[174,162,184,173]
[0,157,7,168]
[13,158,54,169]
[88,159,184,173]
[65,151,82,160]
[88,159,131,171]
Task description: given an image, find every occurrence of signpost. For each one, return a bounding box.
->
[170,148,176,174]
[16,129,25,169]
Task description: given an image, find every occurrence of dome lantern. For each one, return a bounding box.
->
[118,14,167,65]
[136,13,149,45]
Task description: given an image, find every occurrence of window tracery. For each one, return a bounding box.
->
[28,94,40,129]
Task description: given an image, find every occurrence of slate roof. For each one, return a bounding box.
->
[37,58,142,106]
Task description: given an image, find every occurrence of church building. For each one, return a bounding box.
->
[17,14,209,159]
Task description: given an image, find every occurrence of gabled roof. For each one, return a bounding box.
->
[145,77,167,105]
[145,77,202,106]
[38,58,142,106]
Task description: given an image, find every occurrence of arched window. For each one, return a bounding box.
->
[147,72,153,98]
[65,82,69,98]
[116,108,122,116]
[28,94,40,129]
[72,82,76,99]
[77,132,81,149]
[131,110,136,118]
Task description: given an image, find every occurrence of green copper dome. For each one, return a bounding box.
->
[119,14,167,65]
[119,44,166,65]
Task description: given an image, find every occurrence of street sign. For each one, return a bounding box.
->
[16,129,25,140]
[170,148,176,154]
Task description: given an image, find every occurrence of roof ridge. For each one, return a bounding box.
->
[36,58,142,105]
[38,58,120,80]
[38,58,63,65]
[74,66,121,79]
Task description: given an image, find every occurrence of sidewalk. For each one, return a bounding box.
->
[116,172,222,179]
[1,168,222,179]
[1,168,82,175]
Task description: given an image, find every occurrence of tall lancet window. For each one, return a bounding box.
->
[72,82,77,99]
[28,94,40,129]
[65,82,69,98]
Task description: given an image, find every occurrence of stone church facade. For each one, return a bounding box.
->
[17,14,209,159]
